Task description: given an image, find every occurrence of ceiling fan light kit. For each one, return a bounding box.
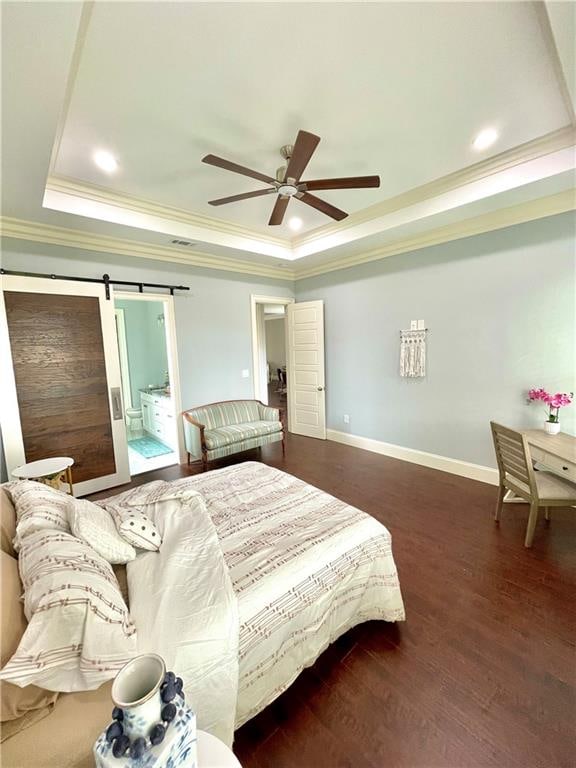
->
[202,129,380,226]
[277,184,299,197]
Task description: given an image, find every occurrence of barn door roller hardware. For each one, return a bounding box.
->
[0,269,190,300]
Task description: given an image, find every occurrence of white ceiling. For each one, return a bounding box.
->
[1,1,575,277]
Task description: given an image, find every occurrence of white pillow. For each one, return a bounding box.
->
[105,503,162,551]
[0,531,137,692]
[67,497,136,564]
[4,480,70,551]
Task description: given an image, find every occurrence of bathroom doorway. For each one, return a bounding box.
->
[114,293,183,475]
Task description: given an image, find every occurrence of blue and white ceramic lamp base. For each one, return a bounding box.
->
[94,699,197,768]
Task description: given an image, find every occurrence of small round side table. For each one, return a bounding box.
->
[11,457,75,495]
[197,730,242,767]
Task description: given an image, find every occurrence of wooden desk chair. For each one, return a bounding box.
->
[490,422,576,547]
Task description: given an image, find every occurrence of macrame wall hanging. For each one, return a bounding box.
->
[399,329,428,378]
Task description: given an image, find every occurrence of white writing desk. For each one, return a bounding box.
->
[504,429,576,503]
[525,430,576,483]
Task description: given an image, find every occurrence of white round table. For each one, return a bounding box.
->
[11,457,74,495]
[197,730,242,767]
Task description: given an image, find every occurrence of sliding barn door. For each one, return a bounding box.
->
[287,300,326,439]
[0,276,130,496]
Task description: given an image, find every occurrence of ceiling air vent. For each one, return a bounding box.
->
[170,239,195,247]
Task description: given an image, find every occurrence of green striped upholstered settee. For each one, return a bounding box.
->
[182,399,285,470]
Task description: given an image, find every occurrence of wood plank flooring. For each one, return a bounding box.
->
[89,435,576,768]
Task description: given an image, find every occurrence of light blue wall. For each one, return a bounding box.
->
[115,299,168,407]
[0,239,294,424]
[296,212,576,468]
[1,213,574,478]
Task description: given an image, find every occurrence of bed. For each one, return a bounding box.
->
[1,462,404,765]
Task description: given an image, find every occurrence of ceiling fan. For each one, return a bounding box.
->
[202,130,380,226]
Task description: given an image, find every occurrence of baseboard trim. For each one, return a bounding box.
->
[326,429,499,486]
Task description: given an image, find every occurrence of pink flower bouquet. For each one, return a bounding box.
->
[528,388,573,424]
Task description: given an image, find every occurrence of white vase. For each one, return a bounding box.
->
[111,653,165,740]
[544,421,561,435]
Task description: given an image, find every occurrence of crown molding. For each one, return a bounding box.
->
[43,7,290,256]
[2,189,573,285]
[45,175,291,252]
[292,126,576,251]
[293,189,576,280]
[41,3,575,266]
[0,217,295,282]
[45,126,576,265]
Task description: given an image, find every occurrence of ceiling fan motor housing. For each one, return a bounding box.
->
[276,143,295,185]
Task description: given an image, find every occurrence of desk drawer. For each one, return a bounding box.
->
[532,448,576,483]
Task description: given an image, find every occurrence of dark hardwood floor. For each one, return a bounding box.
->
[267,379,287,410]
[90,434,576,768]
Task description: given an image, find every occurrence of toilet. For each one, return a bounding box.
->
[125,407,143,436]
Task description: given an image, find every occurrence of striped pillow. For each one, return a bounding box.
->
[0,531,136,692]
[4,481,71,551]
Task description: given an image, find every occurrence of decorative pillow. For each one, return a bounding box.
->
[3,481,70,551]
[104,503,162,551]
[67,497,136,565]
[0,531,137,692]
[1,550,58,721]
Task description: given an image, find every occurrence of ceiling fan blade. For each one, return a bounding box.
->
[298,192,348,221]
[202,154,278,185]
[208,188,277,206]
[268,195,290,226]
[285,130,321,182]
[303,175,380,191]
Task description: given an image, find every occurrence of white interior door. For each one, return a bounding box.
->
[287,300,326,439]
[0,275,130,496]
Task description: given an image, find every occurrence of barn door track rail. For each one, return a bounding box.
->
[0,269,190,300]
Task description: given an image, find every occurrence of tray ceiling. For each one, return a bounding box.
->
[1,1,575,277]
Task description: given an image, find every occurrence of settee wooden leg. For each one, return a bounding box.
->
[202,454,208,472]
[282,436,285,456]
[187,452,191,465]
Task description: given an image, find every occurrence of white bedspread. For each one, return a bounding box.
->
[124,491,238,746]
[101,462,404,742]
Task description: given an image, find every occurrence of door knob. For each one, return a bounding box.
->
[317,386,324,391]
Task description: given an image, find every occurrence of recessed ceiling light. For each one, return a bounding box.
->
[472,128,498,152]
[93,149,118,173]
[288,216,303,231]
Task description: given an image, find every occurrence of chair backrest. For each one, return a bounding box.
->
[187,400,261,429]
[490,422,536,497]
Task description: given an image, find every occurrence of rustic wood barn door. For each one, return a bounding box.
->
[0,275,130,495]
